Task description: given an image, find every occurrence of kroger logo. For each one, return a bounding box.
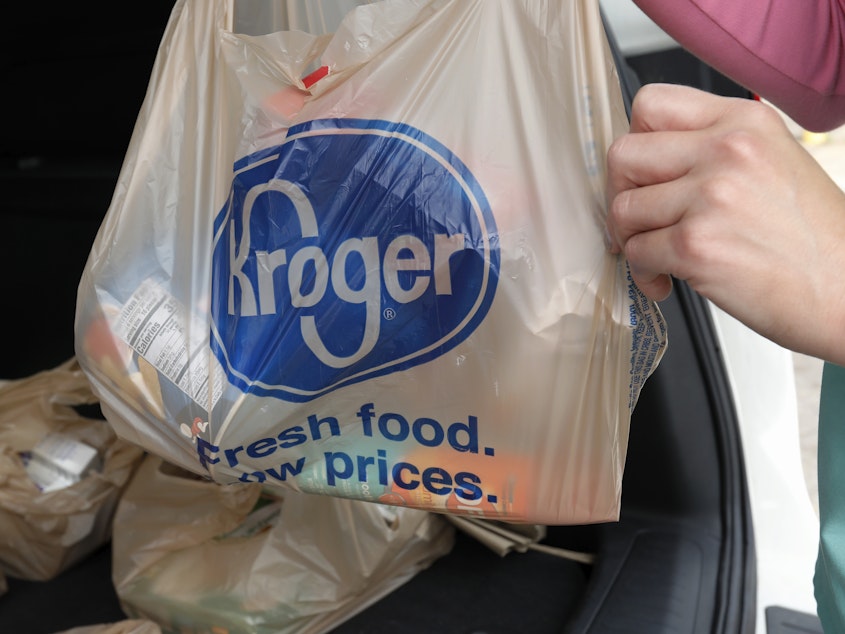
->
[210,119,499,401]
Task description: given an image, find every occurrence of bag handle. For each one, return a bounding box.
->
[226,0,235,33]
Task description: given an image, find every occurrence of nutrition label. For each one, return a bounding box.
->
[114,279,224,409]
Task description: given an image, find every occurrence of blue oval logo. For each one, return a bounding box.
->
[210,119,499,401]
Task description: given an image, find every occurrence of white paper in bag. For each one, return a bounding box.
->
[75,0,666,524]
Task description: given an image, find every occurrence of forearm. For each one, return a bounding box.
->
[632,0,845,131]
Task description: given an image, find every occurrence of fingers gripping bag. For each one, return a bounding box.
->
[74,0,666,525]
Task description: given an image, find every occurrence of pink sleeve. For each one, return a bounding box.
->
[632,0,845,132]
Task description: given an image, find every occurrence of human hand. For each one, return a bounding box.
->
[606,83,845,364]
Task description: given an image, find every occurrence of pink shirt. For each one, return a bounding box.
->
[633,0,845,131]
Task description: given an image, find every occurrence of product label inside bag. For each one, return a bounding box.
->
[114,279,225,409]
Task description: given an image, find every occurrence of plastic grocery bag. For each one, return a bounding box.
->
[112,455,454,634]
[0,360,144,581]
[74,0,666,524]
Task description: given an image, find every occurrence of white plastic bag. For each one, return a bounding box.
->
[0,360,144,581]
[111,456,454,634]
[75,0,665,524]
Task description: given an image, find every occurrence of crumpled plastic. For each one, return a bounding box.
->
[0,359,144,581]
[112,455,454,634]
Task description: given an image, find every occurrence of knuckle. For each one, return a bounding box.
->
[698,173,739,209]
[631,83,664,118]
[714,128,761,165]
[672,218,711,267]
[606,135,627,168]
[606,136,635,186]
[623,231,657,270]
[608,188,635,230]
[622,232,646,264]
[715,100,786,161]
[606,136,637,197]
[742,98,786,130]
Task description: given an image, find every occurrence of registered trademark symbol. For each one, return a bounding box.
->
[383,307,396,320]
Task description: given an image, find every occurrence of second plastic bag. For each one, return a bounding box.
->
[112,455,454,634]
[0,360,144,581]
[75,0,666,524]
